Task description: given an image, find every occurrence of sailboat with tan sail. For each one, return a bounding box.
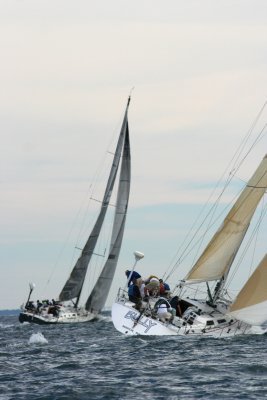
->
[112,153,267,336]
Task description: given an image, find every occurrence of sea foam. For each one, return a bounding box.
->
[28,332,48,345]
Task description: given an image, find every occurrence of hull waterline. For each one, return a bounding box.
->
[19,310,97,325]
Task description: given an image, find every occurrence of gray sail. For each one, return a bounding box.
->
[85,123,131,313]
[59,99,130,303]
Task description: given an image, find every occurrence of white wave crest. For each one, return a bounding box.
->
[97,314,112,323]
[28,332,48,345]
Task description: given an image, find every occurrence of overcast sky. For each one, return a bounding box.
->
[1,0,267,310]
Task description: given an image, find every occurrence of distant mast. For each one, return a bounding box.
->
[85,104,131,312]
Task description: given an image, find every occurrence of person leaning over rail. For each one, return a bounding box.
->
[125,269,142,287]
[128,278,142,311]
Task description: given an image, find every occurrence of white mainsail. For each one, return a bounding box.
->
[59,98,131,307]
[184,155,267,284]
[228,254,267,325]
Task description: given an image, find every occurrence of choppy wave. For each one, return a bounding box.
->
[0,315,266,399]
[28,332,48,345]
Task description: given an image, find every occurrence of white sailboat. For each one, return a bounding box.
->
[112,154,267,336]
[19,97,131,324]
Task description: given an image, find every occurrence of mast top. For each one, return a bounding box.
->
[127,87,134,106]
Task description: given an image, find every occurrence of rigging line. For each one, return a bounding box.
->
[228,101,267,174]
[164,104,267,281]
[81,96,130,226]
[77,155,117,244]
[231,123,267,178]
[44,185,94,288]
[164,183,244,281]
[75,104,130,250]
[188,171,236,270]
[77,167,114,248]
[58,147,119,282]
[46,105,129,288]
[163,185,231,281]
[225,202,267,289]
[163,162,243,281]
[44,133,120,289]
[165,173,266,282]
[90,197,116,207]
[166,157,267,282]
[74,246,106,258]
[105,96,131,158]
[189,164,267,273]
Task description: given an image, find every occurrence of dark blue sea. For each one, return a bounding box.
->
[0,314,267,400]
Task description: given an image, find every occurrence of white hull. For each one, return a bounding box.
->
[112,299,266,337]
[19,307,97,325]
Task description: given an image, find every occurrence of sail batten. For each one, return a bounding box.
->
[184,155,267,284]
[59,100,131,304]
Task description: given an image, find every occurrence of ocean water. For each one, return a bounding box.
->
[0,314,267,400]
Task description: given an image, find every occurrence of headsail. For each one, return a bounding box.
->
[85,122,131,313]
[184,155,267,284]
[228,254,267,325]
[59,98,131,304]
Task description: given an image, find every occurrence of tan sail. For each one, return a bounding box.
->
[185,155,267,283]
[228,254,267,325]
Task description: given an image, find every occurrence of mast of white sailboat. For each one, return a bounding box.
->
[85,112,131,313]
[58,97,131,307]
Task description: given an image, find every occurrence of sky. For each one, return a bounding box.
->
[1,0,267,310]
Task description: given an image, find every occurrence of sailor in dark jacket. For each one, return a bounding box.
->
[128,279,142,310]
[125,269,142,287]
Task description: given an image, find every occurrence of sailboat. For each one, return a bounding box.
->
[112,154,267,336]
[19,97,131,324]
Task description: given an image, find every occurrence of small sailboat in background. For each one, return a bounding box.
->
[19,97,131,324]
[112,153,267,336]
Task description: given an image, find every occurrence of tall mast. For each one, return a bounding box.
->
[58,98,131,307]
